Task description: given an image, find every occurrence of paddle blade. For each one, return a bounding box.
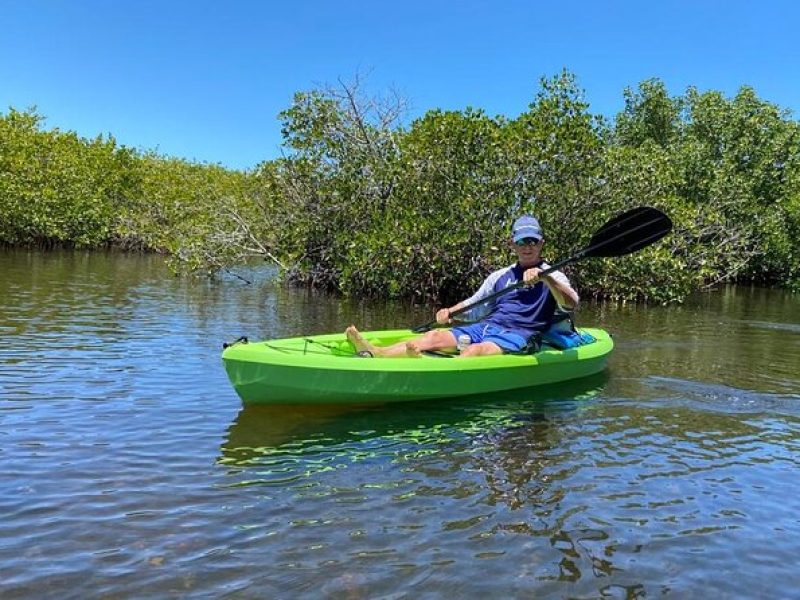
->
[585,206,672,258]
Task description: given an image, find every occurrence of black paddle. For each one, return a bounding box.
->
[411,206,673,333]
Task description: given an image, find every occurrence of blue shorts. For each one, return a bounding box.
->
[450,323,530,353]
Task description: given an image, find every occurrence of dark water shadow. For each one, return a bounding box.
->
[219,372,609,465]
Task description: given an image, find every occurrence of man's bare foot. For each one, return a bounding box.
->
[345,325,380,356]
[404,341,422,357]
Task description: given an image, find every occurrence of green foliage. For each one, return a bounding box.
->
[611,80,800,297]
[2,72,799,305]
[0,107,251,261]
[270,72,623,304]
[0,108,129,247]
[615,79,683,148]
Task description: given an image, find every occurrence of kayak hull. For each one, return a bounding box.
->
[222,328,613,405]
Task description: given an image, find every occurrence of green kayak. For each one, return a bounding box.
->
[221,327,613,405]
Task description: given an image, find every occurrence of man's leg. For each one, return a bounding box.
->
[346,326,457,357]
[459,341,504,357]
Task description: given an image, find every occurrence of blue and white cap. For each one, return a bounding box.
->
[511,215,543,243]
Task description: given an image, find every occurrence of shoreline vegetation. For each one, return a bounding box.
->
[2,71,798,303]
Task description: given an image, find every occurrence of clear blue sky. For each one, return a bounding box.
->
[2,0,798,170]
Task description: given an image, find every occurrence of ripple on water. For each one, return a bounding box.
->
[644,376,800,416]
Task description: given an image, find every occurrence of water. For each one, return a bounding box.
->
[2,249,799,598]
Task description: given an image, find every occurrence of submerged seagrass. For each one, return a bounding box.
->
[221,328,613,404]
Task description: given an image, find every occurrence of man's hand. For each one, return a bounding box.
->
[523,267,546,286]
[435,308,452,325]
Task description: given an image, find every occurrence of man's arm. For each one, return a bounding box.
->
[523,267,580,310]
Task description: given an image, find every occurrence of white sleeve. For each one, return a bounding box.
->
[541,263,575,309]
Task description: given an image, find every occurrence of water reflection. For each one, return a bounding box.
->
[219,373,609,468]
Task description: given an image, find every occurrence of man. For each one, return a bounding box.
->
[346,214,579,357]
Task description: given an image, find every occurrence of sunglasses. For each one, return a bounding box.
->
[515,237,541,247]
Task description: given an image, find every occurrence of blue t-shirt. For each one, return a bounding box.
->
[457,262,572,340]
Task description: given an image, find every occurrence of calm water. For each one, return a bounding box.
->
[1,249,799,599]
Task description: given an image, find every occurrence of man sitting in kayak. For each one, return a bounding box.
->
[346,214,580,358]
